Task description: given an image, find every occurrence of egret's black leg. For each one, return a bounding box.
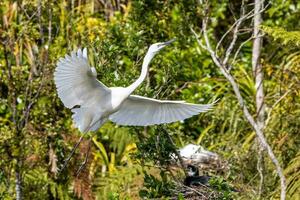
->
[59,133,86,174]
[76,138,92,176]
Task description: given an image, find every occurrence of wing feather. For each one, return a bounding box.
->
[54,48,109,109]
[109,95,216,126]
[54,48,109,132]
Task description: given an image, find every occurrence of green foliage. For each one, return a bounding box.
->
[208,177,236,200]
[139,171,174,199]
[261,26,300,47]
[264,51,300,200]
[135,127,179,167]
[92,165,141,200]
[284,152,300,200]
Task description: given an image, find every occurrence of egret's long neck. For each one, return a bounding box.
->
[127,52,155,94]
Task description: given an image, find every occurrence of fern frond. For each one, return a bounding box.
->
[285,152,300,199]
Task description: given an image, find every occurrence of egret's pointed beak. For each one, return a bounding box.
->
[163,38,176,46]
[158,38,176,50]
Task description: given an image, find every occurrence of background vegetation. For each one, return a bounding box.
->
[0,0,300,199]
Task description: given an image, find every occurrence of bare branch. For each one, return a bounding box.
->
[38,0,44,44]
[265,87,292,128]
[215,1,271,61]
[245,1,271,20]
[190,27,208,51]
[201,17,225,73]
[232,35,253,65]
[215,4,255,53]
[223,0,246,65]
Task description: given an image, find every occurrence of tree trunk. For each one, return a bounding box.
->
[252,0,265,197]
[252,1,286,199]
[15,163,22,200]
[252,0,265,133]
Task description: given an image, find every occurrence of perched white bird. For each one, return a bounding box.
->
[54,40,215,133]
[178,144,219,163]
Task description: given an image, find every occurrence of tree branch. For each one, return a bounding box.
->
[265,86,292,128]
[222,0,246,65]
[232,35,253,65]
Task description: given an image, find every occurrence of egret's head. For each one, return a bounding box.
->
[148,38,176,55]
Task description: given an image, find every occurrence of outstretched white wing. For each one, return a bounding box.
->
[54,48,108,108]
[54,48,109,132]
[109,95,215,126]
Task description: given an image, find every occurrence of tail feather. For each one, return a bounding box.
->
[72,107,104,132]
[89,118,106,131]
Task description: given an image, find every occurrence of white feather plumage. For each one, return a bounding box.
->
[54,41,215,132]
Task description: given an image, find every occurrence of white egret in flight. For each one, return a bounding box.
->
[54,39,215,133]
